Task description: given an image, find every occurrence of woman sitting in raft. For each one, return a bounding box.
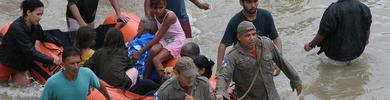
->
[0,0,62,87]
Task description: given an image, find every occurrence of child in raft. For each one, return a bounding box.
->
[131,0,186,83]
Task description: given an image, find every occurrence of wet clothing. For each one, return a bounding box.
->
[154,76,215,100]
[0,17,61,71]
[40,67,101,100]
[221,8,279,46]
[166,0,192,38]
[317,0,372,61]
[180,19,192,38]
[217,36,301,100]
[66,0,99,24]
[85,48,133,90]
[155,11,186,57]
[128,33,155,79]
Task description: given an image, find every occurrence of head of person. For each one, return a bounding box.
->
[191,55,214,79]
[103,28,125,49]
[237,21,257,50]
[20,0,44,25]
[138,17,158,34]
[150,0,167,17]
[62,47,82,78]
[240,0,259,15]
[180,42,200,57]
[75,26,96,49]
[175,57,199,88]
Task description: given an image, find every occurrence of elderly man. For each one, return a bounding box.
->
[216,21,303,100]
[154,57,214,100]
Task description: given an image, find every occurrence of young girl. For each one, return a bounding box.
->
[132,0,185,82]
[85,28,135,90]
[74,26,96,66]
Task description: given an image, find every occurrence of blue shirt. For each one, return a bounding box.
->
[40,67,101,100]
[221,9,279,46]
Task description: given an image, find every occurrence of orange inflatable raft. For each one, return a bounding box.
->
[0,12,178,100]
[0,22,63,85]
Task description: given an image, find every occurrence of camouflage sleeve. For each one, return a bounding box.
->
[216,56,234,98]
[270,41,302,88]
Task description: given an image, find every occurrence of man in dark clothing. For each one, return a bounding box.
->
[66,0,125,31]
[217,0,282,76]
[304,0,372,65]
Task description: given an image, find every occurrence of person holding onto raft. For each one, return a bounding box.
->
[0,0,62,87]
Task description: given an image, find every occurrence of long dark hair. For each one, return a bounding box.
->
[75,26,96,49]
[192,55,214,79]
[103,28,125,50]
[20,0,44,17]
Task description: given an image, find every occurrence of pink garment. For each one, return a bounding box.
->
[155,11,186,57]
[126,68,138,88]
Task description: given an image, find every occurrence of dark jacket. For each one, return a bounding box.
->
[85,48,133,89]
[0,17,61,71]
[317,0,372,61]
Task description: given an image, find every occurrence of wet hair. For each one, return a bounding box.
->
[140,17,158,34]
[75,26,96,49]
[150,0,166,7]
[20,0,44,17]
[181,42,200,57]
[62,46,81,62]
[103,28,125,49]
[191,55,214,79]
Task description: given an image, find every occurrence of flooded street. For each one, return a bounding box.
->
[1,0,390,99]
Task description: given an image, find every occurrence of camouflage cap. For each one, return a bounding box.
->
[175,57,198,77]
[237,21,256,35]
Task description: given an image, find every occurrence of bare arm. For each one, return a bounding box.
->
[109,0,121,17]
[272,37,282,53]
[304,33,325,51]
[189,0,210,10]
[144,0,152,17]
[68,4,87,26]
[97,80,111,100]
[138,13,176,54]
[216,43,227,71]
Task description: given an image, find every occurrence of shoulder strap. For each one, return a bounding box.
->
[238,37,264,100]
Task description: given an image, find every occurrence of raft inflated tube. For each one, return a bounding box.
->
[31,41,63,84]
[87,80,153,100]
[0,23,63,85]
[0,22,11,45]
[103,12,140,42]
